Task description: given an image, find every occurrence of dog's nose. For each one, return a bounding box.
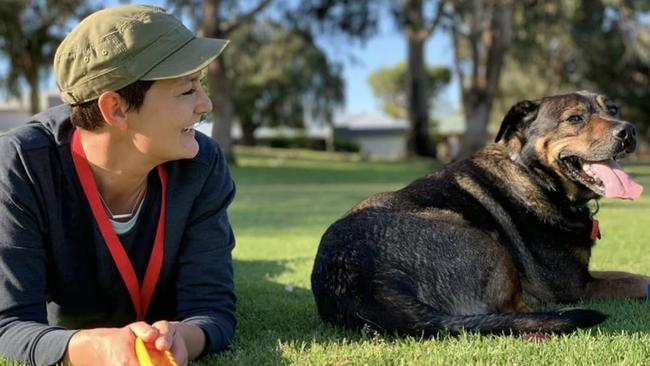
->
[613,122,637,152]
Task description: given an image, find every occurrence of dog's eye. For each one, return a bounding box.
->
[567,115,584,124]
[607,106,618,115]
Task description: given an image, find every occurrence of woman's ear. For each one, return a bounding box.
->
[97,91,128,130]
[495,100,540,143]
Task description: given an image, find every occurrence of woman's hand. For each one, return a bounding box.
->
[62,320,201,365]
[63,321,159,366]
[148,320,189,366]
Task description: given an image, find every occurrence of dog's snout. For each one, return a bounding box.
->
[613,123,637,152]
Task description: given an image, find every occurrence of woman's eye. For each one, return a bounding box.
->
[182,88,196,96]
[567,115,583,123]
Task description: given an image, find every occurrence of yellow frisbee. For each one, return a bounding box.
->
[135,337,179,366]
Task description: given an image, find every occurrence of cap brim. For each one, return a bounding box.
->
[140,37,229,80]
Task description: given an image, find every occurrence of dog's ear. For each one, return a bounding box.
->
[495,100,540,143]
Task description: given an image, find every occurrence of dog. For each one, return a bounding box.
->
[311,91,648,336]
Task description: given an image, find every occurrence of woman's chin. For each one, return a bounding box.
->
[178,138,200,159]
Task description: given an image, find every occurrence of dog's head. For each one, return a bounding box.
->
[495,91,643,203]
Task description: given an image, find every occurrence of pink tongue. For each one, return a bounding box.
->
[589,160,644,200]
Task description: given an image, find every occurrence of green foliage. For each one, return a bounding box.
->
[268,136,312,149]
[569,1,650,135]
[0,0,91,107]
[332,138,361,153]
[500,0,650,136]
[290,0,382,41]
[367,62,451,119]
[225,20,344,145]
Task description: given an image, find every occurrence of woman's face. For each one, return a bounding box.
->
[126,73,212,163]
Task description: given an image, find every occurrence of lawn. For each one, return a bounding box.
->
[3,148,650,365]
[197,149,650,366]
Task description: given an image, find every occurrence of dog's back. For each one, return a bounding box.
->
[311,150,607,335]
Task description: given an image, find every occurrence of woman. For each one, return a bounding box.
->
[0,5,236,365]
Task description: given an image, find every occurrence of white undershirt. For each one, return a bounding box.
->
[109,197,145,235]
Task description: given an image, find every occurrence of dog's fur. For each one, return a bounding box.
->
[311,91,648,335]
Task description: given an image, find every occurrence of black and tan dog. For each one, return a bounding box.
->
[311,91,648,336]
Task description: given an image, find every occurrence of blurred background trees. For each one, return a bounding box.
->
[303,0,649,158]
[299,0,449,158]
[368,62,451,120]
[225,20,344,146]
[444,0,515,159]
[0,0,649,161]
[500,0,650,140]
[182,0,275,163]
[0,0,93,115]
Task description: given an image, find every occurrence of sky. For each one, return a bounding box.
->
[1,0,460,115]
[316,13,460,115]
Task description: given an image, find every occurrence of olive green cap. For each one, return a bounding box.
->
[54,4,228,105]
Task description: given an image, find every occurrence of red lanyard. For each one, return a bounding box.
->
[71,128,167,321]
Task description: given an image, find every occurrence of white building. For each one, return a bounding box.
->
[334,112,408,160]
[0,93,63,132]
[194,121,332,149]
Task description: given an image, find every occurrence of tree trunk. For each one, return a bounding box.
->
[460,90,490,157]
[240,121,257,146]
[456,0,514,159]
[203,0,236,164]
[405,0,436,158]
[208,57,236,163]
[23,54,40,114]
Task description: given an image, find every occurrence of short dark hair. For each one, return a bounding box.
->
[70,80,155,130]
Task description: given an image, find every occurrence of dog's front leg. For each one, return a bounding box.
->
[584,271,649,300]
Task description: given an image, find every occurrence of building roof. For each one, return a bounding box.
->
[335,111,408,131]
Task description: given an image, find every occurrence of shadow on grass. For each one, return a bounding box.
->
[570,298,650,336]
[204,259,650,365]
[200,258,382,365]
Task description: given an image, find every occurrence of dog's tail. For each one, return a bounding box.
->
[372,308,608,336]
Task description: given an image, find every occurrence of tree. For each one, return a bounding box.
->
[0,0,91,114]
[215,0,649,161]
[569,0,650,136]
[368,62,450,119]
[226,21,344,145]
[400,0,447,157]
[493,1,573,119]
[496,0,650,137]
[443,0,515,158]
[201,0,275,163]
[297,0,447,158]
[171,0,349,159]
[165,0,276,163]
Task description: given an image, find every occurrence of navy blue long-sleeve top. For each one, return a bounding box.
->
[0,104,236,365]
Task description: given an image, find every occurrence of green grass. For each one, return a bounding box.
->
[5,149,650,365]
[193,151,650,365]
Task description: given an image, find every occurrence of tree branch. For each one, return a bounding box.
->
[484,0,513,95]
[222,0,274,36]
[450,19,466,96]
[424,0,448,38]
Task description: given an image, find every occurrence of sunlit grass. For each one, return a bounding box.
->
[199,151,650,365]
[4,149,650,365]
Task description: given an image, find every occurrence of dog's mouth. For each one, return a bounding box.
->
[559,155,643,200]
